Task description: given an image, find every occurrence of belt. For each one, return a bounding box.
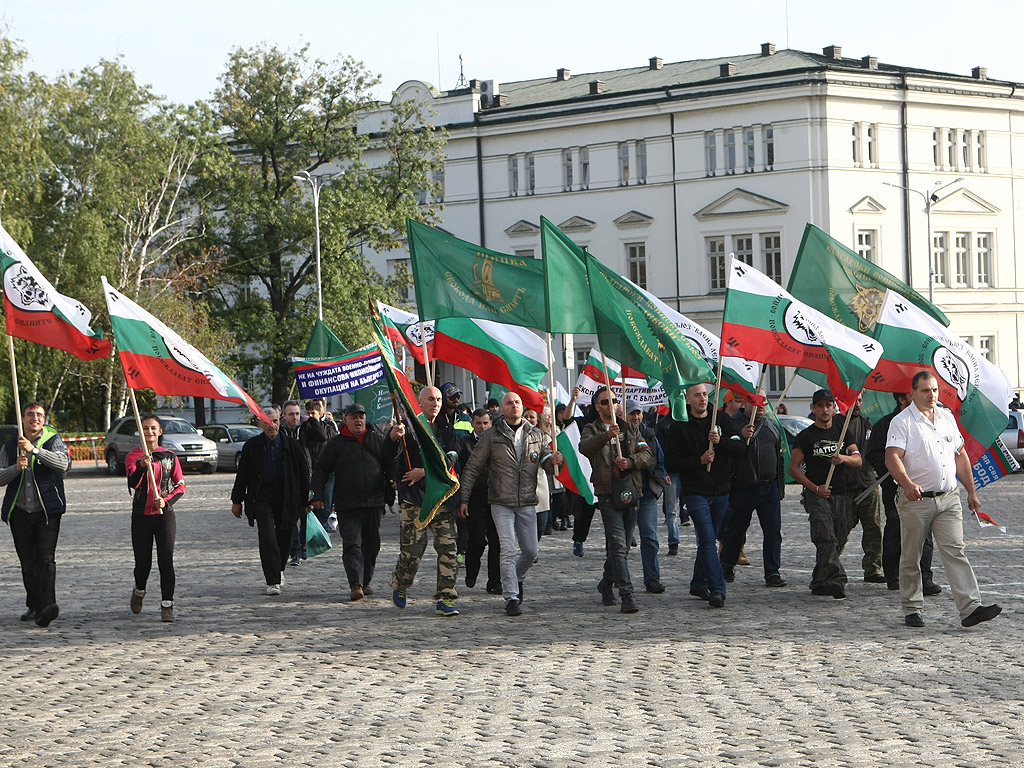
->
[920,490,952,498]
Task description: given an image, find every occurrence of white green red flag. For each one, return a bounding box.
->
[101,277,270,425]
[721,258,883,413]
[1,224,110,360]
[555,420,595,505]
[576,346,667,409]
[377,301,434,364]
[869,289,1013,463]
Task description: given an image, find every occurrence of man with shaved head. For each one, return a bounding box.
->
[387,386,462,616]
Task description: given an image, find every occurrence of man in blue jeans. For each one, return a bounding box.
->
[661,384,748,608]
[626,400,667,593]
[719,391,787,588]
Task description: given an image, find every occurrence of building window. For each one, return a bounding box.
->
[932,232,948,287]
[866,124,877,167]
[562,149,573,191]
[856,229,876,263]
[725,132,736,174]
[933,128,942,170]
[708,237,727,291]
[705,132,717,176]
[432,167,445,202]
[976,131,986,171]
[388,258,413,301]
[514,249,536,259]
[636,140,647,184]
[954,232,970,286]
[508,156,519,197]
[763,233,782,284]
[525,153,536,195]
[962,130,972,172]
[580,147,590,190]
[733,235,754,266]
[575,348,589,373]
[852,123,862,165]
[976,233,992,286]
[415,186,428,205]
[763,126,774,171]
[767,364,786,394]
[618,143,630,185]
[744,129,755,173]
[977,336,994,362]
[627,243,647,289]
[947,130,958,170]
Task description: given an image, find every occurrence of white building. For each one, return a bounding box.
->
[361,44,1024,410]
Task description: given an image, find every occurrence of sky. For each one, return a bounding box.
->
[2,0,1023,105]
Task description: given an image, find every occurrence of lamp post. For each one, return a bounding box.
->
[885,177,963,303]
[293,170,324,320]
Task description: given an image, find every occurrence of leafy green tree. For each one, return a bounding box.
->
[205,43,446,405]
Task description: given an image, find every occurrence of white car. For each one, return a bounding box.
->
[199,423,261,471]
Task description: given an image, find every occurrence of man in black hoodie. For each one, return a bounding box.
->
[661,384,748,608]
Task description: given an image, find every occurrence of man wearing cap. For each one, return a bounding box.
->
[788,389,862,600]
[437,382,472,434]
[311,403,399,601]
[579,387,654,614]
[458,392,561,616]
[720,391,787,588]
[625,399,668,594]
[885,371,1001,628]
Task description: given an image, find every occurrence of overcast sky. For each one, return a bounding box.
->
[3,1,1023,105]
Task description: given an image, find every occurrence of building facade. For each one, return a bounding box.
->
[360,44,1024,410]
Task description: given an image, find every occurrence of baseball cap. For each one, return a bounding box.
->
[625,399,643,414]
[343,403,367,416]
[811,389,835,405]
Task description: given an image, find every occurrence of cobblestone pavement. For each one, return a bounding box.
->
[1,469,1022,767]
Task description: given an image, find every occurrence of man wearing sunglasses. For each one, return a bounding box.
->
[579,388,654,614]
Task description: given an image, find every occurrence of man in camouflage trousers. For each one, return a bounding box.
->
[387,386,461,616]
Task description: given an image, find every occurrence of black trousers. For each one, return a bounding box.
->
[570,491,597,544]
[463,500,500,590]
[132,509,177,601]
[9,511,61,612]
[337,507,383,589]
[881,483,935,587]
[250,490,296,586]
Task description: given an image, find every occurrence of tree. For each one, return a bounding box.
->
[206,43,446,405]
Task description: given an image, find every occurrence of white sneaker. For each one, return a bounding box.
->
[266,584,282,596]
[327,513,338,533]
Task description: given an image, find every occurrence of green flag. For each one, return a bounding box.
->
[407,219,546,327]
[787,223,949,333]
[304,318,348,359]
[584,252,714,420]
[540,217,597,333]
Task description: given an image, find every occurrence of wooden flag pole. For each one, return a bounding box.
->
[745,367,769,445]
[390,391,413,471]
[707,348,727,472]
[545,333,561,472]
[127,387,161,511]
[419,320,433,388]
[7,334,23,441]
[823,394,860,490]
[773,373,797,415]
[598,349,622,460]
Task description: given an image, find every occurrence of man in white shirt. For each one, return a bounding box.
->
[885,371,1001,628]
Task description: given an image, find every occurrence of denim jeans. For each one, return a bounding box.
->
[661,473,681,547]
[597,495,638,595]
[636,495,661,585]
[720,484,782,579]
[684,494,729,596]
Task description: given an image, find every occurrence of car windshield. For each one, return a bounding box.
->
[778,415,812,437]
[230,427,260,441]
[161,420,199,435]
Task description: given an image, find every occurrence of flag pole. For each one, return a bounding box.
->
[598,349,622,460]
[545,333,561,472]
[773,372,796,415]
[823,393,860,490]
[419,320,433,388]
[7,334,24,440]
[390,391,412,471]
[745,367,769,445]
[127,386,161,510]
[708,348,727,472]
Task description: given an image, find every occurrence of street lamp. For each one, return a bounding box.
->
[885,177,963,303]
[293,170,324,320]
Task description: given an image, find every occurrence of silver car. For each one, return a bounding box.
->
[1000,411,1024,466]
[199,423,261,471]
[104,416,218,476]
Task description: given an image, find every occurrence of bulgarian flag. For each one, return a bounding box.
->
[377,301,434,364]
[370,301,458,528]
[869,290,1013,463]
[101,277,271,426]
[1,224,110,360]
[555,420,595,505]
[721,258,883,413]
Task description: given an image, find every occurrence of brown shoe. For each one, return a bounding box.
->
[131,589,145,615]
[350,585,364,602]
[160,604,174,623]
[737,548,751,566]
[362,586,374,596]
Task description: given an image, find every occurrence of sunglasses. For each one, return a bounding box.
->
[598,398,619,406]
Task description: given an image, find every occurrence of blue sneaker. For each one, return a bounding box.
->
[573,541,584,558]
[435,599,459,617]
[392,589,406,609]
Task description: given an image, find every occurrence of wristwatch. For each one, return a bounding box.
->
[31,448,39,456]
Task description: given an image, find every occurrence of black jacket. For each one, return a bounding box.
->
[231,432,309,524]
[457,432,489,509]
[311,428,399,513]
[866,408,899,494]
[391,417,459,508]
[1,429,67,522]
[730,416,785,498]
[661,408,745,497]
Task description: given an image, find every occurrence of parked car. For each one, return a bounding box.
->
[104,416,218,475]
[1000,411,1024,466]
[199,423,261,471]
